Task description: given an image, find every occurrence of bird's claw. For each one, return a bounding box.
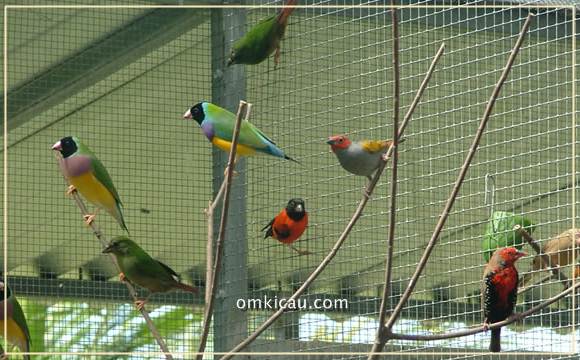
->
[274,46,281,67]
[135,299,148,312]
[119,272,127,282]
[66,184,77,196]
[292,247,311,256]
[83,214,96,226]
[482,320,490,331]
[381,153,390,161]
[223,168,239,178]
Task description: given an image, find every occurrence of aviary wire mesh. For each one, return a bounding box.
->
[2,1,579,359]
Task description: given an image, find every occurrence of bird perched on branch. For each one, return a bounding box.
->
[520,228,580,287]
[52,136,128,232]
[0,281,31,360]
[262,198,309,255]
[482,247,526,352]
[103,236,198,310]
[326,135,401,181]
[184,102,299,164]
[227,0,298,67]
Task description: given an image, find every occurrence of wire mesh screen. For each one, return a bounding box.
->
[2,1,579,360]
[5,5,212,357]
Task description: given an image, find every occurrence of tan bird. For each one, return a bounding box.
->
[520,228,580,287]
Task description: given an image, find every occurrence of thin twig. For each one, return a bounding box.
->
[390,280,580,341]
[383,13,535,334]
[53,153,174,360]
[204,178,228,304]
[219,39,444,360]
[514,224,571,290]
[369,3,400,359]
[196,100,251,360]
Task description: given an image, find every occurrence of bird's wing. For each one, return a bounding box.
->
[508,271,518,310]
[156,260,181,282]
[88,155,123,205]
[274,223,291,239]
[481,270,496,317]
[9,294,30,350]
[261,218,275,238]
[208,106,272,150]
[360,140,391,154]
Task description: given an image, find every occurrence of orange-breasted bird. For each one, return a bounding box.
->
[262,198,309,255]
[482,247,526,352]
[327,135,402,181]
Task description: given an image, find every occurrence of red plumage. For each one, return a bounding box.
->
[277,0,298,27]
[482,247,526,352]
[262,198,308,245]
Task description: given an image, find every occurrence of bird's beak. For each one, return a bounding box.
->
[51,140,62,151]
[326,138,336,145]
[183,109,192,119]
[102,244,114,254]
[516,251,527,259]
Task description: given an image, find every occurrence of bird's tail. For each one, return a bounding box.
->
[285,154,301,164]
[277,0,298,25]
[261,218,275,239]
[176,282,199,294]
[489,328,501,352]
[113,202,129,233]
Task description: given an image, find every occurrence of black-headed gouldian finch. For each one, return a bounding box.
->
[0,281,30,360]
[482,247,525,352]
[183,102,298,164]
[227,0,297,67]
[52,136,128,232]
[262,198,309,255]
[103,236,198,310]
[520,228,580,287]
[327,135,400,181]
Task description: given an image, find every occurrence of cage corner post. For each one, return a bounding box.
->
[210,7,249,360]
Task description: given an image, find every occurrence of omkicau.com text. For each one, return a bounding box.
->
[235,296,348,311]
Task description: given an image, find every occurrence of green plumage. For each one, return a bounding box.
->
[103,236,197,294]
[227,1,296,66]
[482,211,536,262]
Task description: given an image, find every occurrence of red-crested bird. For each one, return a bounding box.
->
[482,247,526,352]
[262,198,309,255]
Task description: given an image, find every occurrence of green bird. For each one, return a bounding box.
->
[227,0,297,67]
[183,102,299,164]
[103,236,198,310]
[482,211,536,262]
[52,136,128,232]
[0,281,31,360]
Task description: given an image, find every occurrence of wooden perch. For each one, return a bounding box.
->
[53,153,174,360]
[390,280,580,341]
[514,224,571,292]
[369,3,400,358]
[219,37,445,360]
[197,100,251,360]
[380,11,535,348]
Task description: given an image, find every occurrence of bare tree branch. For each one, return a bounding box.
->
[390,280,580,341]
[53,153,174,360]
[514,224,571,292]
[383,13,535,336]
[219,37,445,360]
[369,3,400,358]
[197,101,251,360]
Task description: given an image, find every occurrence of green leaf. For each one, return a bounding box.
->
[482,211,536,262]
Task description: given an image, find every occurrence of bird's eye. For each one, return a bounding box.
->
[338,138,343,143]
[192,107,199,114]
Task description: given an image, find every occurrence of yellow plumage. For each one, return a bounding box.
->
[360,140,392,153]
[212,137,257,156]
[0,318,28,353]
[69,172,117,214]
